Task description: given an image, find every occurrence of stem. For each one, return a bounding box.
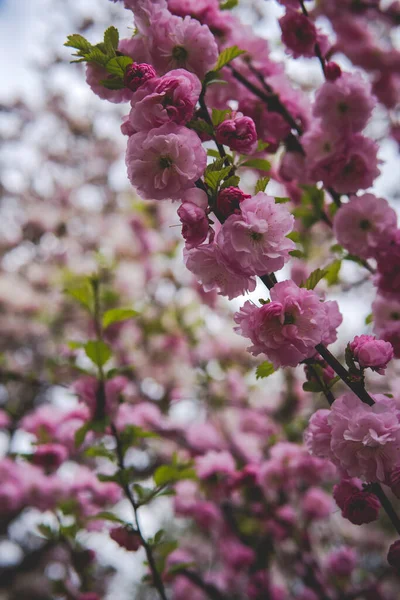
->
[111,423,169,600]
[298,0,327,77]
[306,363,335,406]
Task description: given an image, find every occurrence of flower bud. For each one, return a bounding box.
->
[325,62,342,82]
[387,540,400,569]
[342,491,380,525]
[217,187,251,218]
[110,526,142,551]
[215,114,257,154]
[123,62,156,92]
[349,334,394,374]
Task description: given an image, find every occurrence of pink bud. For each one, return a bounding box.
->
[32,444,68,470]
[325,62,342,82]
[123,62,156,92]
[342,491,380,525]
[215,114,257,154]
[217,187,251,218]
[387,540,400,570]
[110,526,142,551]
[349,334,394,374]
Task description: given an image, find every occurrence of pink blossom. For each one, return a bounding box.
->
[329,393,400,481]
[333,194,397,259]
[177,188,209,249]
[184,243,257,300]
[279,9,318,58]
[234,281,342,368]
[126,124,207,201]
[219,538,255,570]
[325,547,357,578]
[217,193,295,276]
[325,62,342,82]
[375,229,400,298]
[115,402,163,431]
[123,62,156,92]
[314,72,376,134]
[333,477,363,511]
[149,14,218,78]
[167,0,219,20]
[349,334,394,374]
[342,490,381,525]
[31,444,68,470]
[195,450,236,479]
[302,487,333,520]
[185,422,225,452]
[110,527,142,551]
[387,540,400,569]
[128,69,201,132]
[217,187,251,218]
[215,113,258,154]
[304,409,333,460]
[85,63,133,104]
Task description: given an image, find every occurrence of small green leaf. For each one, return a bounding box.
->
[104,26,119,55]
[289,250,305,259]
[168,562,197,575]
[105,55,133,78]
[90,511,125,524]
[186,119,214,136]
[211,108,230,126]
[324,259,341,286]
[302,268,328,290]
[214,46,246,71]
[240,158,270,172]
[102,308,138,329]
[256,140,269,152]
[275,197,290,204]
[302,380,322,393]
[65,281,93,312]
[84,47,109,67]
[154,465,196,487]
[64,34,92,53]
[286,231,301,243]
[204,166,232,191]
[207,149,221,158]
[220,0,238,9]
[84,446,115,460]
[255,177,270,194]
[220,175,240,189]
[365,313,373,325]
[74,422,90,448]
[84,340,112,368]
[255,361,276,379]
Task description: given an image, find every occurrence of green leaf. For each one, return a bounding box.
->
[324,259,341,286]
[65,281,93,312]
[214,46,246,71]
[105,55,133,78]
[240,158,271,172]
[64,34,92,53]
[286,231,301,243]
[257,140,269,152]
[84,340,112,368]
[90,511,125,524]
[104,26,119,55]
[302,380,322,393]
[204,166,231,191]
[186,119,214,136]
[154,465,196,487]
[74,422,90,448]
[37,523,56,539]
[275,197,290,204]
[168,562,197,575]
[84,47,109,67]
[302,267,328,290]
[220,175,240,189]
[206,157,226,172]
[102,308,138,329]
[255,177,270,194]
[255,361,276,379]
[207,149,221,158]
[84,446,115,460]
[365,313,373,325]
[154,529,165,544]
[211,108,230,126]
[203,71,227,87]
[289,250,305,259]
[220,0,238,9]
[330,243,344,255]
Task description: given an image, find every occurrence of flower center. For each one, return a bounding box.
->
[337,101,349,114]
[172,45,188,64]
[159,156,173,169]
[391,312,400,321]
[359,219,371,230]
[284,313,295,325]
[250,231,263,242]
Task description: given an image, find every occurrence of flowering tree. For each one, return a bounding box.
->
[2,0,400,598]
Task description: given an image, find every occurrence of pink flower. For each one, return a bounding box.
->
[217,187,251,218]
[128,69,201,132]
[126,124,207,201]
[110,527,142,551]
[349,334,394,374]
[195,450,236,479]
[279,9,318,58]
[184,243,257,300]
[302,487,333,520]
[217,193,295,276]
[310,134,380,194]
[333,477,363,511]
[123,62,156,92]
[234,281,342,368]
[215,113,258,154]
[329,393,400,482]
[342,490,380,525]
[178,188,209,249]
[167,0,219,20]
[333,194,398,260]
[149,14,218,78]
[31,444,68,470]
[314,72,376,134]
[325,62,342,82]
[304,409,333,460]
[375,229,400,298]
[326,547,357,577]
[388,540,400,569]
[85,63,133,103]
